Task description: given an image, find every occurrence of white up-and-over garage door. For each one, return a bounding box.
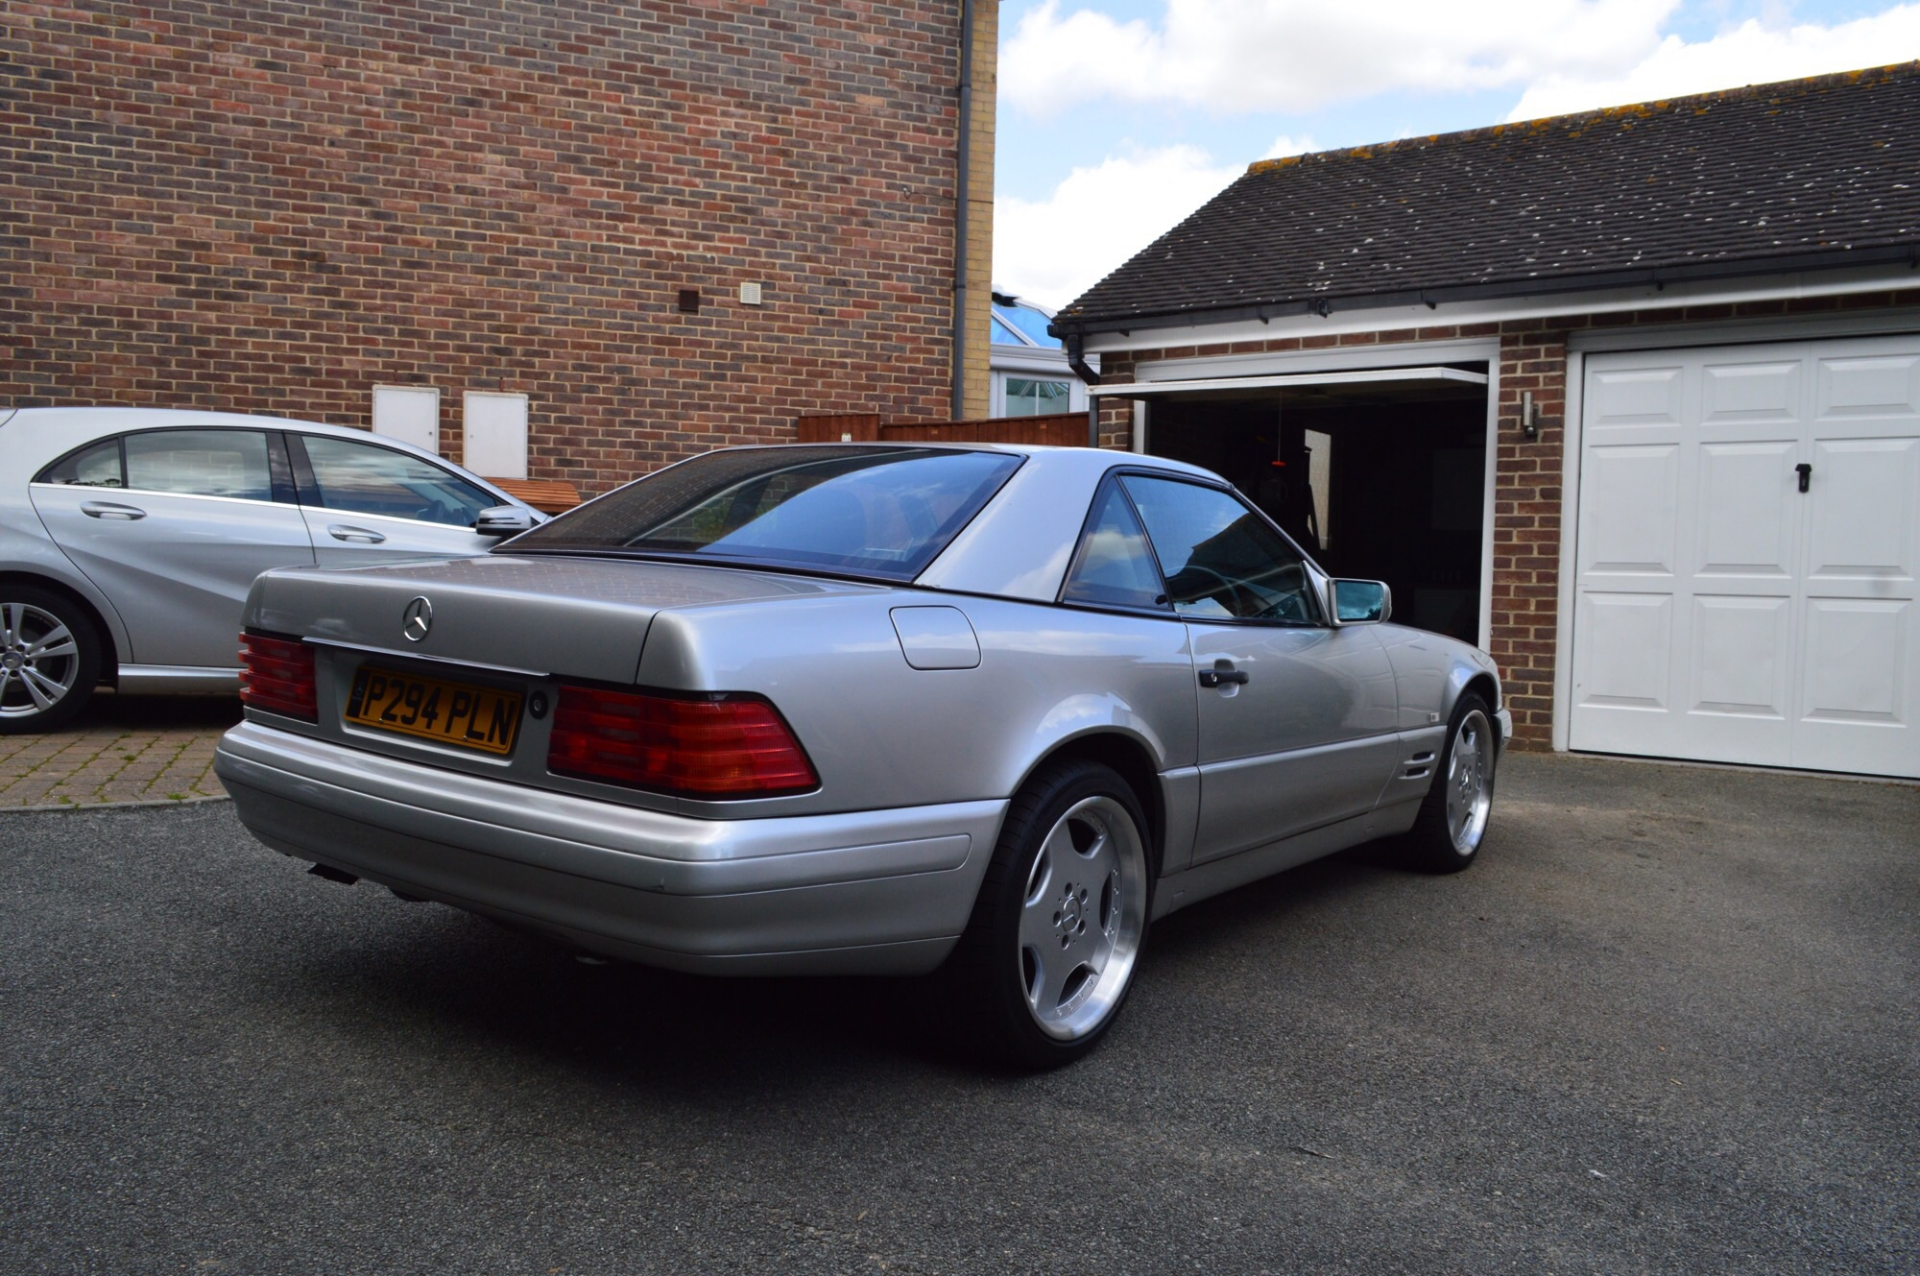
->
[1569,335,1920,779]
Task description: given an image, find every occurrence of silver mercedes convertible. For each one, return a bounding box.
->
[216,443,1509,1066]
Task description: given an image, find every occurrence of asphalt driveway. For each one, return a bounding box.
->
[2,753,1914,1274]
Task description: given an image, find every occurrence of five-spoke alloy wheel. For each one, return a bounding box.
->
[1400,692,1497,873]
[947,759,1150,1068]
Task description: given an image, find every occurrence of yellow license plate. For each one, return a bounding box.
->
[345,666,523,755]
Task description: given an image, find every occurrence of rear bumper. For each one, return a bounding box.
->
[215,721,1005,975]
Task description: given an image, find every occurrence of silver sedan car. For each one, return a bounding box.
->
[0,407,541,731]
[215,443,1509,1066]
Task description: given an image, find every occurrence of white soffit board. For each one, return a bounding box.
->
[463,391,530,480]
[371,385,439,453]
[1089,366,1488,396]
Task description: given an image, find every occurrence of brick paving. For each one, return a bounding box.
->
[0,693,239,811]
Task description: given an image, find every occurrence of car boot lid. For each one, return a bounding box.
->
[245,553,881,685]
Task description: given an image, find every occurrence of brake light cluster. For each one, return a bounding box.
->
[547,685,818,798]
[237,632,317,722]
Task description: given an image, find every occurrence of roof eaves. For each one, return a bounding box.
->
[1050,243,1920,338]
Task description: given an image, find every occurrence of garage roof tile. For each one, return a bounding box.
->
[1055,63,1920,332]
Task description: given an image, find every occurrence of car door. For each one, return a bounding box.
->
[288,432,503,567]
[1118,473,1401,865]
[29,428,313,668]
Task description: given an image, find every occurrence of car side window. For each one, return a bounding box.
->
[123,430,274,501]
[1118,475,1320,624]
[1061,480,1170,611]
[38,438,125,487]
[298,435,497,528]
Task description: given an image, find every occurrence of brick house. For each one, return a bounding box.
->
[1,0,1000,493]
[1052,64,1920,780]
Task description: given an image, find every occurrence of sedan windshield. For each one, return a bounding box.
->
[506,446,1023,581]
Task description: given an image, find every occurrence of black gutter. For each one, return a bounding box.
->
[1049,243,1920,339]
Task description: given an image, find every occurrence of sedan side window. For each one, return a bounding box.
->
[1119,475,1319,624]
[1061,480,1170,611]
[38,438,125,487]
[299,435,497,528]
[124,430,274,501]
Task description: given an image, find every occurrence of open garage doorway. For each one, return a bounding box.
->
[1108,367,1493,645]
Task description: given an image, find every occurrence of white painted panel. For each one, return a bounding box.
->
[1815,353,1920,417]
[1695,441,1795,577]
[1690,596,1789,716]
[1574,593,1672,709]
[1574,336,1920,779]
[1586,365,1684,427]
[371,385,439,454]
[1805,437,1919,581]
[463,391,530,480]
[1580,445,1679,574]
[1701,360,1799,425]
[1801,598,1907,723]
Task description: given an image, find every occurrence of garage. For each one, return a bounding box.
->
[1568,335,1920,779]
[1050,65,1920,771]
[1097,363,1495,646]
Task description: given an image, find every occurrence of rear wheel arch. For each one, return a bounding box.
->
[0,572,118,679]
[1012,731,1166,880]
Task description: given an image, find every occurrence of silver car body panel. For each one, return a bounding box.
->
[0,406,534,682]
[117,665,246,693]
[214,443,1510,976]
[300,505,502,569]
[30,484,315,666]
[218,720,1002,974]
[915,445,1219,601]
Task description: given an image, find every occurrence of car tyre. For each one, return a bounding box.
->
[1399,692,1497,874]
[0,586,101,734]
[944,759,1151,1069]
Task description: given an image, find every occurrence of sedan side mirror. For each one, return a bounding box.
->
[1329,579,1392,624]
[474,505,538,538]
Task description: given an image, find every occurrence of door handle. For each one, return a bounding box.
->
[80,501,147,520]
[1198,669,1250,688]
[326,524,387,544]
[1795,462,1812,493]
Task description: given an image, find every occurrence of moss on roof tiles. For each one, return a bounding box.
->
[1062,62,1920,325]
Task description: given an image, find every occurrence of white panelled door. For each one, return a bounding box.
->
[1571,336,1920,779]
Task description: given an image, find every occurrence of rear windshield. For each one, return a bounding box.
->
[506,446,1023,581]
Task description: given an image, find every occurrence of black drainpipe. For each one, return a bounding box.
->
[1065,330,1102,447]
[951,0,975,421]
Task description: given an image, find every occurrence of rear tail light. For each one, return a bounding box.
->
[238,632,318,722]
[547,685,818,798]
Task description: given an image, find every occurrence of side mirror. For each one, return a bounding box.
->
[473,505,538,538]
[1330,579,1392,624]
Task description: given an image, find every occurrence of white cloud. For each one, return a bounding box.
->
[994,146,1243,309]
[1261,133,1318,158]
[1001,0,1682,116]
[1505,5,1920,119]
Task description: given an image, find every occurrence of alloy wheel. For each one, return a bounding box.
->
[1016,794,1148,1041]
[0,602,83,722]
[1445,708,1494,855]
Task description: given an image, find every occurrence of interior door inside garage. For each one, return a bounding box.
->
[1569,336,1920,779]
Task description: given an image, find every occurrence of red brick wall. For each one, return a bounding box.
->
[1,0,968,493]
[1095,288,1920,748]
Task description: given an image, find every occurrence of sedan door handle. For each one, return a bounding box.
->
[1198,669,1250,688]
[326,524,387,544]
[80,501,147,520]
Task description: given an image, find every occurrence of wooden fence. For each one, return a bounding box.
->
[795,412,1088,447]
